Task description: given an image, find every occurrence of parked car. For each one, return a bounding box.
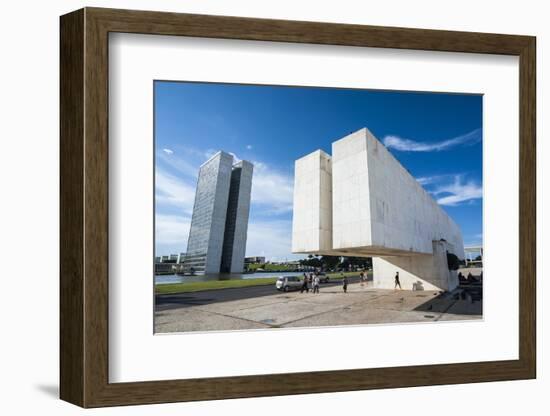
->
[316,272,330,283]
[275,276,302,292]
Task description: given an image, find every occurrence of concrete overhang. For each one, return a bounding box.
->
[293,245,429,258]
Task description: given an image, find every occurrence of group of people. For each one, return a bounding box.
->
[299,270,479,293]
[299,271,372,294]
[300,272,321,294]
[458,271,481,284]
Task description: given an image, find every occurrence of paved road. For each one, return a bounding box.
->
[155,276,363,312]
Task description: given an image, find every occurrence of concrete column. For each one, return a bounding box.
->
[372,240,458,291]
[291,150,332,254]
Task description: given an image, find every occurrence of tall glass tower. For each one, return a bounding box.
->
[184,151,253,274]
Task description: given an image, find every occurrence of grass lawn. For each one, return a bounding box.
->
[155,277,279,294]
[246,263,296,272]
[155,271,368,295]
[327,271,371,280]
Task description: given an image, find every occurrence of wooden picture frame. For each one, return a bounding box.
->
[60,7,536,408]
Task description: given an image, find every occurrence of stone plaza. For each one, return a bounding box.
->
[155,280,481,333]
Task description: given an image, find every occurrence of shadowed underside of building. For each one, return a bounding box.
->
[292,128,465,292]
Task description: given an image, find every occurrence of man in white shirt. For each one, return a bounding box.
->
[313,275,320,294]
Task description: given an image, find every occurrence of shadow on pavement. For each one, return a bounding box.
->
[414,281,483,316]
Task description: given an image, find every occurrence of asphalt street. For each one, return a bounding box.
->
[155,275,363,312]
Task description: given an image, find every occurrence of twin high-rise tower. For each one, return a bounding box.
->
[184,151,253,274]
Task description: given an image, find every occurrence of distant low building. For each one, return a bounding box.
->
[464,245,483,267]
[155,252,186,274]
[155,263,175,273]
[157,253,186,264]
[159,255,178,264]
[244,256,266,265]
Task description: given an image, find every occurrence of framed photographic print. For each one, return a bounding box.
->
[60,7,536,408]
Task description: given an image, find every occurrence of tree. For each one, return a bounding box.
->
[446,251,460,271]
[320,255,340,270]
[340,256,372,271]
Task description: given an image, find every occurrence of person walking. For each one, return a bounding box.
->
[313,275,320,294]
[359,271,365,287]
[300,274,309,293]
[394,271,402,290]
[342,274,348,293]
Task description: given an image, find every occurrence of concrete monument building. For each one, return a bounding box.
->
[184,151,253,274]
[292,128,465,291]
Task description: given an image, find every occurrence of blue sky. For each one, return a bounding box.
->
[155,81,483,260]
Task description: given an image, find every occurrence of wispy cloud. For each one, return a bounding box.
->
[155,214,191,252]
[162,148,174,155]
[246,219,300,262]
[157,150,200,178]
[229,152,242,163]
[246,144,253,150]
[416,174,454,186]
[155,168,196,214]
[204,148,218,160]
[383,128,481,152]
[157,147,294,214]
[250,162,294,213]
[431,175,482,206]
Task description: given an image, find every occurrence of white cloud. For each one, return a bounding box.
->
[162,148,173,155]
[157,151,199,178]
[229,152,242,163]
[155,214,191,251]
[416,175,446,186]
[246,144,253,150]
[155,168,196,214]
[250,162,294,213]
[432,175,482,206]
[383,128,481,152]
[172,145,217,162]
[157,146,295,214]
[416,173,466,187]
[246,220,300,262]
[203,148,218,160]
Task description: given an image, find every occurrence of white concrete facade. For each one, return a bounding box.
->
[291,150,332,253]
[292,128,465,291]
